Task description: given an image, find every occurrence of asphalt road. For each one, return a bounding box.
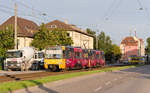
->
[14,65,150,93]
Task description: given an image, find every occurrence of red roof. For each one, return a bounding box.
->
[0,16,39,37]
[45,20,94,37]
[121,36,138,46]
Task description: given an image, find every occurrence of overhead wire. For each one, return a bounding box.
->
[14,0,65,20]
[0,2,52,24]
[136,0,150,22]
[94,0,123,34]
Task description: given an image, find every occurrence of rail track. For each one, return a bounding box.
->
[0,64,127,83]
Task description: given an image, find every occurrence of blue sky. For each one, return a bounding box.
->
[1,0,150,45]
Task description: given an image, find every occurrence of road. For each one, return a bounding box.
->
[14,65,150,93]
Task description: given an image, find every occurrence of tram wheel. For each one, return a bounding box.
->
[50,65,59,72]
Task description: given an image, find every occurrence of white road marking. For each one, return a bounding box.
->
[105,81,111,86]
[113,78,118,81]
[94,86,102,92]
[119,77,122,79]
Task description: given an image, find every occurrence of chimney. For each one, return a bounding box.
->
[64,19,68,24]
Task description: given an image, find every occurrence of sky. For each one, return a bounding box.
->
[1,0,150,45]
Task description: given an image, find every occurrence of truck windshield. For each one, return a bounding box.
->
[45,47,62,59]
[6,51,22,58]
[38,52,44,58]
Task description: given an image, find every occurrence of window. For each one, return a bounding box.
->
[96,54,100,59]
[75,51,81,59]
[66,48,71,59]
[67,33,70,37]
[71,49,74,60]
[50,25,57,28]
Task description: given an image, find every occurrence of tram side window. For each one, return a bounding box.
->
[66,49,71,59]
[85,53,88,59]
[71,49,74,60]
[91,54,95,60]
[75,52,79,59]
[80,52,82,59]
[96,54,100,59]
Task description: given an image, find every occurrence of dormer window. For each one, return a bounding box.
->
[50,25,57,28]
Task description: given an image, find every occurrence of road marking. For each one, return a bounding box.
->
[113,78,118,81]
[105,81,111,86]
[94,86,102,92]
[119,77,122,79]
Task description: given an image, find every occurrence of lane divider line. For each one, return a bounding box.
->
[105,81,111,86]
[94,86,102,92]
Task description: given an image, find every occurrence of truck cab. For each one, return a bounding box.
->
[5,50,24,70]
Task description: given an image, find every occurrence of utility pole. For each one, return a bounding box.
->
[14,3,17,49]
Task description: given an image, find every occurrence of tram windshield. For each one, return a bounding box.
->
[45,47,62,59]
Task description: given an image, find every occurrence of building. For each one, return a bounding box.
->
[45,20,94,49]
[0,16,39,49]
[120,36,145,60]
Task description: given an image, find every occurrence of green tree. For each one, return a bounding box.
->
[0,25,14,69]
[0,25,14,57]
[31,23,73,50]
[98,32,112,52]
[112,44,121,61]
[86,28,96,35]
[97,31,113,63]
[146,37,150,54]
[86,28,96,49]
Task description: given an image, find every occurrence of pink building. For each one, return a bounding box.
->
[120,36,145,60]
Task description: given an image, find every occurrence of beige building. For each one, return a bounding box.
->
[0,16,39,49]
[0,17,94,49]
[45,20,94,49]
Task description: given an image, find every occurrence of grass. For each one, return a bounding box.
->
[0,65,142,93]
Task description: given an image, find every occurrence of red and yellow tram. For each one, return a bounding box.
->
[44,46,105,71]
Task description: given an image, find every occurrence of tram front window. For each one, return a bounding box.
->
[45,47,62,59]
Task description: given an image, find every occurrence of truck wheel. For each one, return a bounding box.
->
[36,63,39,70]
[21,63,25,71]
[32,64,36,70]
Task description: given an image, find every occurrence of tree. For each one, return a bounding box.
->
[97,31,113,63]
[86,28,96,35]
[98,32,112,52]
[112,44,121,61]
[146,37,150,54]
[31,23,73,50]
[0,25,14,69]
[86,28,96,49]
[0,25,14,57]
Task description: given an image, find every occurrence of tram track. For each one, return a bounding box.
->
[0,65,129,83]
